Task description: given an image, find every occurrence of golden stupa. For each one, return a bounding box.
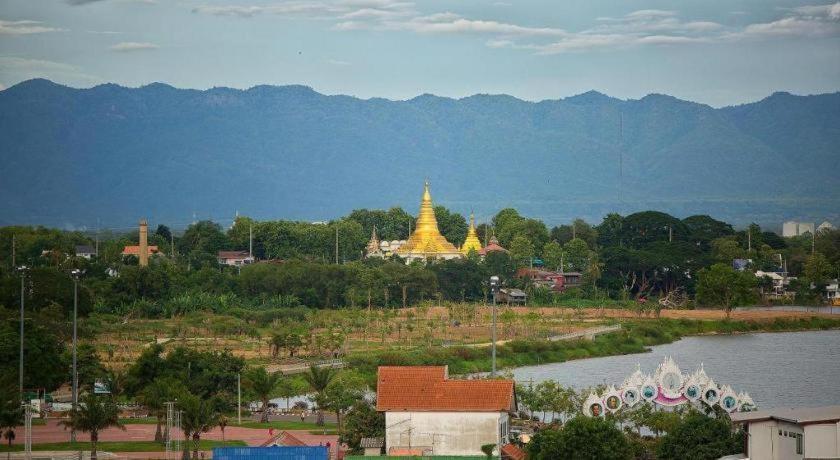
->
[461,213,483,255]
[396,181,463,262]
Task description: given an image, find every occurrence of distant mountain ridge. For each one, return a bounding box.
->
[1,79,838,229]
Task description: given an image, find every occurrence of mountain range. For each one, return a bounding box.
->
[1,78,838,230]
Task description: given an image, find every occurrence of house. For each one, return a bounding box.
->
[376,366,516,457]
[825,280,839,304]
[218,250,255,266]
[260,431,341,459]
[478,236,507,257]
[755,270,796,299]
[496,288,527,305]
[731,405,840,460]
[817,221,834,232]
[75,245,96,259]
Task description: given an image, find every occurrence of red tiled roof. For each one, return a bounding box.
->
[501,443,527,460]
[122,245,159,255]
[479,243,507,255]
[376,366,515,412]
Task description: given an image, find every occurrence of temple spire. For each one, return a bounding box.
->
[396,181,461,262]
[461,211,483,255]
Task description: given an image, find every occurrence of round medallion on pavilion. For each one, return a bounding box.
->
[622,387,641,407]
[583,393,605,417]
[641,382,658,402]
[702,380,720,406]
[683,381,702,402]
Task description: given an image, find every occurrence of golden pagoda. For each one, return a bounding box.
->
[396,181,463,262]
[461,213,483,255]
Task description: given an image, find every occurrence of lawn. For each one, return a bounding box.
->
[0,440,247,452]
[234,420,334,431]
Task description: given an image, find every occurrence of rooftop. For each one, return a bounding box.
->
[730,405,840,425]
[376,366,515,412]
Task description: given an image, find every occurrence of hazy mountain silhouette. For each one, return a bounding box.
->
[1,79,838,229]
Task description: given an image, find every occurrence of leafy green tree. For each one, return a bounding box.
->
[657,413,743,460]
[563,238,591,272]
[0,389,23,448]
[319,371,366,431]
[481,443,496,459]
[178,221,229,256]
[179,392,220,460]
[61,394,125,460]
[138,377,187,442]
[620,211,687,249]
[804,252,833,286]
[430,258,484,301]
[340,399,384,454]
[303,365,335,426]
[542,241,563,271]
[482,251,515,285]
[0,314,68,392]
[696,264,758,318]
[682,215,734,250]
[711,237,744,263]
[528,416,631,460]
[596,213,624,248]
[434,206,468,247]
[244,367,283,423]
[508,235,534,267]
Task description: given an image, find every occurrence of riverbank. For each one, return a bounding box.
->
[346,316,840,381]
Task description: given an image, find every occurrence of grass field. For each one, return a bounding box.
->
[0,440,247,452]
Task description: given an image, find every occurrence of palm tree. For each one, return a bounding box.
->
[303,365,334,426]
[61,394,125,460]
[0,393,24,460]
[138,378,185,442]
[179,393,219,460]
[244,367,282,423]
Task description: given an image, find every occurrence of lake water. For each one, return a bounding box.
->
[512,330,840,410]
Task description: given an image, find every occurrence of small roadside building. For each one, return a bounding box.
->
[730,405,840,460]
[75,245,97,259]
[218,250,255,266]
[496,288,527,305]
[376,366,516,457]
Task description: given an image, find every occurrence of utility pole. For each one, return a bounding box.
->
[489,276,500,377]
[249,224,253,259]
[669,225,673,243]
[237,373,242,425]
[747,227,751,252]
[11,234,15,268]
[18,266,27,401]
[335,226,339,264]
[812,231,816,255]
[70,269,83,443]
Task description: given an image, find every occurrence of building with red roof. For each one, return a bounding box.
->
[478,236,507,257]
[376,366,516,457]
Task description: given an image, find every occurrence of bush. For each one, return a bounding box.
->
[528,416,632,460]
[657,412,743,460]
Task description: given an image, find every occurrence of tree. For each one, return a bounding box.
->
[657,413,743,460]
[508,235,534,267]
[804,252,833,286]
[61,394,125,460]
[563,238,590,272]
[340,399,384,454]
[319,371,366,432]
[0,390,23,450]
[481,443,496,459]
[528,416,631,460]
[244,367,282,423]
[542,241,563,272]
[434,206,468,247]
[179,393,219,460]
[138,377,187,442]
[303,365,335,426]
[696,264,758,318]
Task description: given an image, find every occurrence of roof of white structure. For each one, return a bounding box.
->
[730,405,840,425]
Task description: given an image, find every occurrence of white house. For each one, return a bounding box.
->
[376,366,516,457]
[731,405,840,460]
[217,250,254,266]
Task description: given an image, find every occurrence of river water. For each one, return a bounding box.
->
[512,330,840,410]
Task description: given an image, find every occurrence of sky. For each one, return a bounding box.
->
[1,0,839,107]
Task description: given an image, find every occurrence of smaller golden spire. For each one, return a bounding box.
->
[461,211,483,255]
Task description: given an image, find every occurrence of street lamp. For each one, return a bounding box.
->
[16,265,28,401]
[489,275,500,377]
[70,268,85,443]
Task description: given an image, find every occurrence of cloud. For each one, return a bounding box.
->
[0,19,63,35]
[110,41,159,51]
[326,59,351,65]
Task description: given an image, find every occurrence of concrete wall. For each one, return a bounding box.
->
[804,422,840,459]
[748,420,803,460]
[385,411,507,457]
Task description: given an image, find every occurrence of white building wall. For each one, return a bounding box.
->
[803,422,840,459]
[783,222,799,238]
[385,411,507,457]
[748,420,803,460]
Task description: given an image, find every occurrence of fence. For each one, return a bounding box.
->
[212,446,329,460]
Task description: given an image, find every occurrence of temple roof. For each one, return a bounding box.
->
[395,182,461,257]
[461,212,483,255]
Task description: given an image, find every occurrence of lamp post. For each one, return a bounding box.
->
[17,265,28,401]
[70,268,84,443]
[489,275,500,377]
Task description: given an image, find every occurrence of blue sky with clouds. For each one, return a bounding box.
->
[1,0,839,106]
